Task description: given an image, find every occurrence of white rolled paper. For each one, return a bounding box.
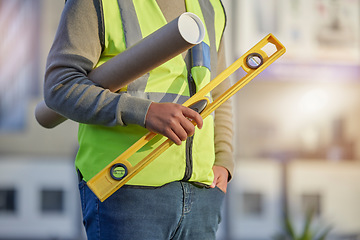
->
[35,12,205,128]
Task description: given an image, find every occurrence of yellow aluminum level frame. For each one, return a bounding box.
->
[87,33,286,202]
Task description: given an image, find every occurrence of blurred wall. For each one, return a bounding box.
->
[0,0,78,157]
[0,1,83,239]
[222,0,360,239]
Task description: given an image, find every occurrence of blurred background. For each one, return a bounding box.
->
[0,0,359,239]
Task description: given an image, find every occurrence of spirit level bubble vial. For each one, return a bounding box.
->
[87,33,286,202]
[110,163,128,181]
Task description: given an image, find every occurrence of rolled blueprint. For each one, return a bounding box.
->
[35,12,205,128]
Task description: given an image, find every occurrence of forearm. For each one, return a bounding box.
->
[44,0,151,127]
[44,54,151,127]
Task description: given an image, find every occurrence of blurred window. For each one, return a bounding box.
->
[40,189,64,213]
[242,192,264,216]
[301,193,321,216]
[0,188,17,213]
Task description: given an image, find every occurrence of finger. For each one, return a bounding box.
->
[217,179,227,193]
[212,177,227,193]
[171,124,189,142]
[164,128,182,145]
[211,173,219,189]
[218,185,227,193]
[182,107,203,129]
[179,117,196,137]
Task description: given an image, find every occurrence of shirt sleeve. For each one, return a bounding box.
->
[212,37,235,180]
[43,0,152,127]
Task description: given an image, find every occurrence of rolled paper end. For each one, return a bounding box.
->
[178,12,205,45]
[35,101,67,128]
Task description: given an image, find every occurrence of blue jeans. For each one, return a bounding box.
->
[78,181,225,240]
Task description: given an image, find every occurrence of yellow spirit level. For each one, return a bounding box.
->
[87,33,286,202]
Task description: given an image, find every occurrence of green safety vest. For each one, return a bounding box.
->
[76,0,226,187]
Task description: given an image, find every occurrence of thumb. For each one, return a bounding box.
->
[210,175,218,188]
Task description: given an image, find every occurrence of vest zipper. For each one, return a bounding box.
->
[182,73,196,181]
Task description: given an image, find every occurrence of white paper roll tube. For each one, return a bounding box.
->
[35,12,205,128]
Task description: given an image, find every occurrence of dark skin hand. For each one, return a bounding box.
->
[145,102,228,193]
[145,102,203,145]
